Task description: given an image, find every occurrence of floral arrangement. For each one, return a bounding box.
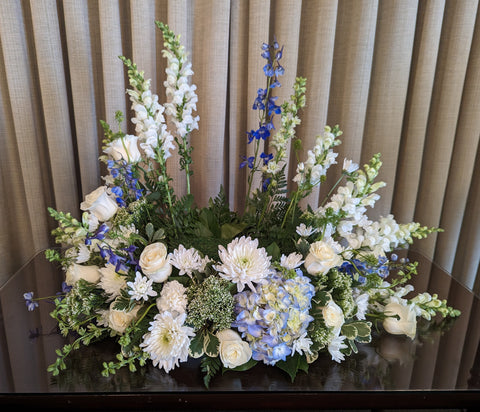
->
[25,22,459,387]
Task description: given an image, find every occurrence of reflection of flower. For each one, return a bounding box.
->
[140,312,195,373]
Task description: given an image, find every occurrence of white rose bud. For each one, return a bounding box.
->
[104,135,142,163]
[383,300,417,340]
[107,303,141,334]
[139,242,172,283]
[322,300,345,335]
[65,263,100,286]
[80,186,118,222]
[217,329,252,369]
[304,240,343,275]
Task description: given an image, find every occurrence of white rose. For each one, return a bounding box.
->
[139,242,172,283]
[383,300,417,340]
[65,263,100,286]
[104,135,142,163]
[217,329,252,369]
[80,186,118,222]
[304,240,343,275]
[322,300,345,334]
[107,303,141,334]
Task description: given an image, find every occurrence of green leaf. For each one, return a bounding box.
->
[225,357,258,372]
[275,353,308,382]
[204,331,219,357]
[145,222,154,240]
[341,323,358,340]
[189,332,205,358]
[266,242,281,261]
[220,222,247,240]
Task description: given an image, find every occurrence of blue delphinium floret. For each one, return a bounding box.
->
[233,272,315,365]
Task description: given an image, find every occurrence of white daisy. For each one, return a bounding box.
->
[127,272,157,301]
[156,280,188,316]
[169,245,203,277]
[280,252,304,270]
[140,312,195,373]
[214,236,274,292]
[296,223,317,237]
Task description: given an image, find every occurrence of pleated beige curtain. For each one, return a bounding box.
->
[1,0,479,292]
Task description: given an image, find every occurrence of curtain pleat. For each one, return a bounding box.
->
[1,0,479,294]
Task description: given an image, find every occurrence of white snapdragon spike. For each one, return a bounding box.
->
[163,49,199,139]
[127,81,175,162]
[293,128,339,187]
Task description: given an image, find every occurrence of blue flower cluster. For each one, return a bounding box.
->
[233,272,315,365]
[107,159,143,207]
[240,40,284,172]
[99,244,139,273]
[339,255,391,284]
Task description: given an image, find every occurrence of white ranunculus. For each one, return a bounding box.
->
[322,300,345,335]
[304,239,343,275]
[106,303,141,334]
[383,300,417,340]
[65,263,100,286]
[104,135,142,163]
[217,329,252,369]
[139,242,172,283]
[80,186,118,222]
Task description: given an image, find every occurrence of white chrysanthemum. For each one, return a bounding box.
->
[328,334,347,363]
[99,264,127,301]
[140,312,195,373]
[354,291,370,320]
[292,332,313,356]
[280,252,304,270]
[214,236,274,292]
[127,272,157,301]
[169,245,203,276]
[156,280,188,316]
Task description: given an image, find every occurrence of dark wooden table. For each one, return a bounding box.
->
[1,250,480,410]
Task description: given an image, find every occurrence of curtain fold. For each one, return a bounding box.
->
[1,0,479,293]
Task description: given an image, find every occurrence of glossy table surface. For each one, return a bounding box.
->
[1,250,480,410]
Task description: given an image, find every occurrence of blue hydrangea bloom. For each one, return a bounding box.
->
[233,272,315,365]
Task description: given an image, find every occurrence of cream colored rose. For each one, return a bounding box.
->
[65,263,100,286]
[80,186,118,222]
[304,240,343,275]
[322,300,345,334]
[217,329,252,369]
[139,242,172,283]
[104,135,142,163]
[107,303,141,334]
[383,300,417,339]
